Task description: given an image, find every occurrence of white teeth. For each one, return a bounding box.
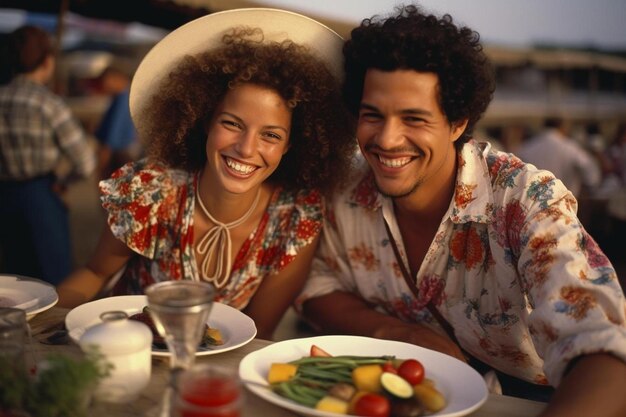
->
[225,157,256,174]
[378,155,412,168]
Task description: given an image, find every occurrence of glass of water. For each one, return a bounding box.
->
[0,307,28,375]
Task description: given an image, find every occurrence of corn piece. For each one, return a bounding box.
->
[316,396,349,414]
[414,382,446,412]
[351,364,383,393]
[267,363,298,384]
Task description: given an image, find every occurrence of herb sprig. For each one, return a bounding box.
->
[0,349,111,417]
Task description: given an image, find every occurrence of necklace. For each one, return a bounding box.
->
[195,179,261,288]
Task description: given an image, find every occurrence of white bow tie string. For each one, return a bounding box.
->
[195,181,261,288]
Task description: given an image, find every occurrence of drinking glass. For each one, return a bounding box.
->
[144,281,215,417]
[0,307,28,375]
[145,281,215,371]
[171,364,243,417]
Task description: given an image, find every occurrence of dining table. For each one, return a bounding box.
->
[26,306,548,417]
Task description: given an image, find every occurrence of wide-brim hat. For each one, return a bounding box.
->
[129,7,344,132]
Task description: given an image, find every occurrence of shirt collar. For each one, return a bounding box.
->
[450,140,494,224]
[347,140,494,224]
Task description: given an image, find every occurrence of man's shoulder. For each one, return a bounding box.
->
[469,141,556,191]
[329,155,380,211]
[479,144,572,208]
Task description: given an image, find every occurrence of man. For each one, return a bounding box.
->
[0,25,95,284]
[516,117,601,198]
[299,5,626,416]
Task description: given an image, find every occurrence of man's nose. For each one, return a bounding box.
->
[375,119,404,149]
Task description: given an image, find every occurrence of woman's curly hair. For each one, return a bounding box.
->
[343,4,495,148]
[140,28,356,194]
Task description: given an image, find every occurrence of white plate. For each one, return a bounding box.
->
[0,274,58,320]
[65,295,256,356]
[239,335,488,417]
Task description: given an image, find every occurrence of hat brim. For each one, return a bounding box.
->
[129,8,344,131]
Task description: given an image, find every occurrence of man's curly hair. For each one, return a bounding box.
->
[140,28,356,194]
[343,4,495,148]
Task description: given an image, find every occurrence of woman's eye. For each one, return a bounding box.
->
[222,120,241,129]
[263,131,282,141]
[359,112,381,121]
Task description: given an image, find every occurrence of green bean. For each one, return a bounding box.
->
[290,355,393,368]
[313,363,355,371]
[291,384,326,401]
[298,367,353,383]
[293,376,337,389]
[273,382,319,407]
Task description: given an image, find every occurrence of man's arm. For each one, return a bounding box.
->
[303,291,466,362]
[539,353,626,417]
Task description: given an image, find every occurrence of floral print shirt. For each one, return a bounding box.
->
[100,159,323,310]
[298,140,626,386]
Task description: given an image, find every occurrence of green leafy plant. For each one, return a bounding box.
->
[0,349,111,417]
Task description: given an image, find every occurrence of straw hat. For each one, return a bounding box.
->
[129,7,344,131]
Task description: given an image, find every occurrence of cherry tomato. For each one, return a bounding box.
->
[353,393,390,417]
[382,361,398,375]
[397,359,425,385]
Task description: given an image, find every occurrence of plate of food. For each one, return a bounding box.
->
[239,335,488,417]
[65,295,256,356]
[0,274,58,320]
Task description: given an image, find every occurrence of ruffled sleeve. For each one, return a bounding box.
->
[99,159,194,259]
[251,187,324,273]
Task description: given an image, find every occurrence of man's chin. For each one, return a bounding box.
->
[375,180,420,199]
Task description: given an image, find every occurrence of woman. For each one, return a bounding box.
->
[56,9,355,339]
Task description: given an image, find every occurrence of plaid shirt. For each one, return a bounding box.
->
[0,77,95,181]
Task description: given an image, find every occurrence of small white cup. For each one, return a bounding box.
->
[79,310,153,403]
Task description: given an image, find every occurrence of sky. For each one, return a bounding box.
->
[256,0,626,50]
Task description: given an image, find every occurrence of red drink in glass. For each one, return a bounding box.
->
[175,365,242,417]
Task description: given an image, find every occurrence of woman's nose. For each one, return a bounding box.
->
[235,131,256,157]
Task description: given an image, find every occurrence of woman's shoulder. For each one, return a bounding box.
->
[266,186,324,243]
[101,159,193,195]
[99,159,195,256]
[271,186,324,218]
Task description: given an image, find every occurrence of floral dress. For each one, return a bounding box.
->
[298,140,626,387]
[100,159,323,310]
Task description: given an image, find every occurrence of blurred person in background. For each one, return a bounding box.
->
[605,122,626,187]
[516,117,601,199]
[604,123,626,257]
[0,25,96,285]
[92,66,142,181]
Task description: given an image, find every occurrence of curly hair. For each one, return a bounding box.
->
[140,28,356,194]
[343,4,495,147]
